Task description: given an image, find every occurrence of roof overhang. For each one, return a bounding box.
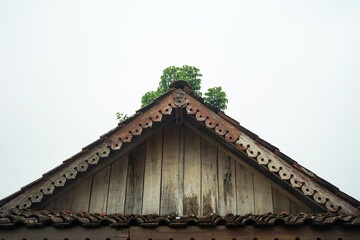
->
[1,81,359,215]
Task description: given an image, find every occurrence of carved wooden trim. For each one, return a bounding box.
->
[184,93,360,216]
[0,90,187,211]
[2,88,359,216]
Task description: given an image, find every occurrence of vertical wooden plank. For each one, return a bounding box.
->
[183,127,201,215]
[217,150,236,215]
[142,129,163,214]
[124,142,146,214]
[272,187,290,214]
[235,162,254,215]
[290,200,313,214]
[44,201,55,210]
[54,189,74,211]
[71,177,92,212]
[178,125,184,215]
[253,173,273,214]
[201,138,218,215]
[89,165,111,213]
[160,124,182,215]
[107,153,129,213]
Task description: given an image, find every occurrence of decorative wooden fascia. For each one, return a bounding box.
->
[183,93,360,216]
[0,89,187,211]
[2,85,359,216]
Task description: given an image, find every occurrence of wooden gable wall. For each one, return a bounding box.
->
[43,124,313,215]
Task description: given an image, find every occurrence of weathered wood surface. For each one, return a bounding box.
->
[2,226,359,240]
[142,129,163,214]
[272,187,290,213]
[46,125,315,215]
[125,143,146,214]
[253,172,273,214]
[236,162,254,214]
[0,226,127,240]
[201,138,218,215]
[130,226,360,240]
[71,176,92,212]
[218,150,236,215]
[160,124,182,215]
[291,199,313,214]
[183,127,201,215]
[107,154,129,213]
[89,165,111,213]
[54,188,73,211]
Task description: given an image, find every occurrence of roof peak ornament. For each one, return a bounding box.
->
[173,89,186,108]
[170,80,190,90]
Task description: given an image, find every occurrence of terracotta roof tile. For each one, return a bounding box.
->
[1,209,360,229]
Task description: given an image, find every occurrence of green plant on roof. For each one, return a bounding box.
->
[118,65,228,122]
[141,65,228,109]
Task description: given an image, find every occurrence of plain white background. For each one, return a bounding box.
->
[1,1,359,203]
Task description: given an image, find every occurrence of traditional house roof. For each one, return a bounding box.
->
[1,209,359,228]
[0,80,359,215]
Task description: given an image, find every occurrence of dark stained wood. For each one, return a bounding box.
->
[0,226,127,240]
[43,200,55,210]
[217,149,236,215]
[235,162,254,214]
[291,199,313,214]
[201,138,218,215]
[183,127,201,215]
[178,125,185,215]
[89,165,111,213]
[71,176,92,212]
[142,129,163,214]
[253,172,273,214]
[124,142,146,214]
[107,153,129,213]
[2,226,359,240]
[272,186,290,214]
[160,124,182,215]
[130,225,360,240]
[54,188,74,211]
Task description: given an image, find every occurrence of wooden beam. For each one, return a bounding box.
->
[130,226,360,240]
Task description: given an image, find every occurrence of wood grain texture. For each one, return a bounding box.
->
[89,165,111,213]
[183,127,201,215]
[124,142,146,214]
[130,226,360,240]
[142,129,163,214]
[201,138,218,215]
[160,124,182,215]
[235,162,254,215]
[290,199,313,214]
[54,189,74,211]
[217,149,236,215]
[43,200,55,210]
[107,153,129,213]
[0,226,127,240]
[253,173,273,214]
[272,187,290,214]
[70,176,92,212]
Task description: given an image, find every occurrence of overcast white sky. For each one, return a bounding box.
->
[1,1,359,203]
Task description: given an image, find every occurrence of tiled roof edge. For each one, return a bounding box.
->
[0,210,359,229]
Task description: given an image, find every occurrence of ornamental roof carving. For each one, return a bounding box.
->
[0,80,359,216]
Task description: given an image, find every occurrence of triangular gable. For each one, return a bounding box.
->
[1,81,359,216]
[41,124,315,215]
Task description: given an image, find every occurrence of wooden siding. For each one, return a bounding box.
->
[48,125,314,215]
